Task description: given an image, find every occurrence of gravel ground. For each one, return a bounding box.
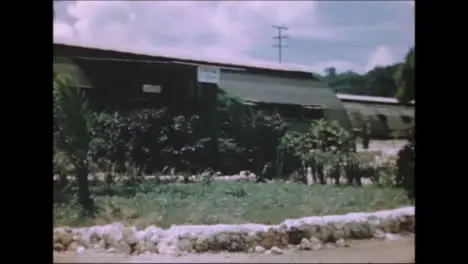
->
[54,235,414,263]
[356,140,406,153]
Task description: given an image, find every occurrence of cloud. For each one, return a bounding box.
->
[54,1,336,60]
[54,1,353,73]
[310,45,396,74]
[310,60,362,75]
[364,45,395,72]
[54,1,411,75]
[53,20,74,39]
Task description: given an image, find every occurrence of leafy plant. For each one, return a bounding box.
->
[396,125,415,201]
[88,106,212,179]
[395,47,415,103]
[160,114,211,173]
[53,150,73,185]
[217,88,288,175]
[53,73,94,213]
[279,119,358,185]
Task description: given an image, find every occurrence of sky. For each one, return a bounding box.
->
[53,1,414,75]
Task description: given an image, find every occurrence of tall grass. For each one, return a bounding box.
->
[54,181,410,228]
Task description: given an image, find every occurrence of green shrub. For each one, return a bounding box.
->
[396,126,415,200]
[279,119,358,184]
[83,89,288,178]
[54,73,94,213]
[217,89,288,175]
[88,108,210,178]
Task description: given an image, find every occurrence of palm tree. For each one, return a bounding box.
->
[53,73,94,213]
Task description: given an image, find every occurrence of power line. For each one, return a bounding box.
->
[272,25,288,63]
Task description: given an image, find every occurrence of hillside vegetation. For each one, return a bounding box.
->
[322,47,415,103]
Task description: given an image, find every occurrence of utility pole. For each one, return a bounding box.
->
[272,25,288,63]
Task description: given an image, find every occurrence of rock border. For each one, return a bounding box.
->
[53,206,414,256]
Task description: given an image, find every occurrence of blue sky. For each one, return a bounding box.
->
[53,1,414,75]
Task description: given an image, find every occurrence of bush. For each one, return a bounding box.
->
[84,88,289,179]
[56,86,287,182]
[88,108,210,178]
[279,119,358,185]
[396,126,415,200]
[355,152,398,187]
[54,73,94,213]
[217,89,288,175]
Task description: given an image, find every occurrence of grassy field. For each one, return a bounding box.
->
[54,181,410,228]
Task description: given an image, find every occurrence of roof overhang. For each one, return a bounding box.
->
[53,57,94,89]
[53,39,321,80]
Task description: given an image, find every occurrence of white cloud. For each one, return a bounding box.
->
[364,45,395,72]
[54,1,409,75]
[310,45,396,74]
[53,20,74,39]
[54,1,336,61]
[310,60,362,75]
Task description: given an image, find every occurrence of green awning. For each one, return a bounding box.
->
[219,72,342,107]
[53,57,94,88]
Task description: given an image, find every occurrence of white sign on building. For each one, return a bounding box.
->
[142,84,162,93]
[197,65,220,84]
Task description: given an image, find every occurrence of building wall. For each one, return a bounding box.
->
[54,45,199,114]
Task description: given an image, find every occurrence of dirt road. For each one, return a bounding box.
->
[54,236,414,263]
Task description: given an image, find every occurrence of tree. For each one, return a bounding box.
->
[394,47,415,103]
[328,71,367,94]
[54,73,94,214]
[364,64,401,97]
[325,67,337,79]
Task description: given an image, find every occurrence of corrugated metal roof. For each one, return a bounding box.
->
[219,71,342,107]
[336,93,415,105]
[54,38,317,75]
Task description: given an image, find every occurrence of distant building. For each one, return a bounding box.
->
[336,93,415,139]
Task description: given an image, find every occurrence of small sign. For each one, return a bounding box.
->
[142,84,162,93]
[197,65,220,84]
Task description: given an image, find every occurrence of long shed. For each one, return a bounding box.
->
[53,40,352,132]
[336,93,415,138]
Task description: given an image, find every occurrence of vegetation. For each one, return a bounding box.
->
[280,120,356,184]
[54,181,410,228]
[322,46,415,102]
[54,74,94,214]
[394,48,415,103]
[217,88,288,175]
[396,125,415,201]
[84,88,286,178]
[88,108,211,178]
